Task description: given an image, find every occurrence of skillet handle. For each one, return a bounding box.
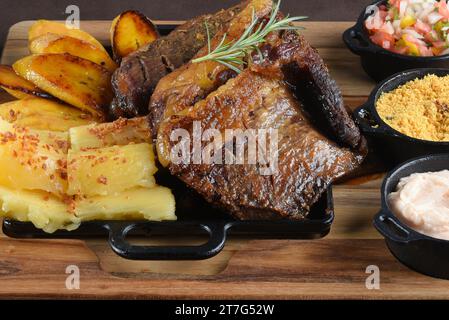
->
[373,211,418,244]
[343,26,380,56]
[107,221,228,260]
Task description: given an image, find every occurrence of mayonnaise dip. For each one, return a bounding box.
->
[388,170,449,240]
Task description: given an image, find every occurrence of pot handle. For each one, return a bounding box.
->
[353,103,388,136]
[107,221,228,260]
[343,26,380,56]
[373,211,418,244]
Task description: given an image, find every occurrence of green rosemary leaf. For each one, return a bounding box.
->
[205,22,211,54]
[192,0,307,73]
[255,46,263,61]
[215,60,242,73]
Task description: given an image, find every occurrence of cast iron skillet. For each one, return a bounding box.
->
[1,23,335,261]
[353,68,449,167]
[2,185,334,260]
[343,0,449,82]
[374,153,449,279]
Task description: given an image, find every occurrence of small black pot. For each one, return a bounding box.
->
[374,154,449,279]
[353,68,449,167]
[343,0,449,82]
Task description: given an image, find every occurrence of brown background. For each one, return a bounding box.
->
[0,0,371,55]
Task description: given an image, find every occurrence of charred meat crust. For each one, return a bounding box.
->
[109,3,246,120]
[284,34,365,150]
[252,30,366,151]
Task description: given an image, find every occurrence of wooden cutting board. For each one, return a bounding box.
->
[0,21,448,299]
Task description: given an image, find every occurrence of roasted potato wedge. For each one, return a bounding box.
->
[69,117,151,150]
[29,20,104,50]
[29,33,117,72]
[110,10,159,62]
[0,98,96,131]
[13,53,113,119]
[0,65,52,100]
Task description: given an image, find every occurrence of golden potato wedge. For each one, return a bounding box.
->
[69,117,151,151]
[111,10,159,62]
[0,98,96,131]
[0,65,52,100]
[13,54,113,119]
[67,143,157,197]
[29,33,117,72]
[29,20,104,50]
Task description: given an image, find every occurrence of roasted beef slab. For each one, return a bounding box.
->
[109,2,246,119]
[146,0,367,220]
[157,70,365,219]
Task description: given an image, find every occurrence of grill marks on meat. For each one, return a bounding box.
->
[157,71,365,219]
[109,2,246,120]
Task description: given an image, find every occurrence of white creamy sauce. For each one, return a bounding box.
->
[388,170,449,240]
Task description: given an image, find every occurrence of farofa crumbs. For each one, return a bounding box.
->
[376,74,449,142]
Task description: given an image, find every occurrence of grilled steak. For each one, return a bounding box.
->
[152,0,367,220]
[109,2,246,119]
[157,69,365,219]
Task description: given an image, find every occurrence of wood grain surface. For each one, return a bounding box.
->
[1,21,448,300]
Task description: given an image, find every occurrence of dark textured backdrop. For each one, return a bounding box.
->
[0,0,371,55]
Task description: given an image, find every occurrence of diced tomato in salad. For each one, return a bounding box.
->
[365,0,449,56]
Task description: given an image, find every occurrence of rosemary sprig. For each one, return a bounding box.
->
[192,1,307,73]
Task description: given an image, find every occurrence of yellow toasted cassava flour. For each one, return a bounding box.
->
[376,74,449,142]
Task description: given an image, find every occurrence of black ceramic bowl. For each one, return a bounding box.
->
[343,0,449,82]
[374,154,449,279]
[353,68,449,167]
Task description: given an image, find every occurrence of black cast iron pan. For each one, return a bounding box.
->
[353,68,449,167]
[374,153,449,279]
[343,0,449,82]
[1,23,335,260]
[3,180,334,260]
